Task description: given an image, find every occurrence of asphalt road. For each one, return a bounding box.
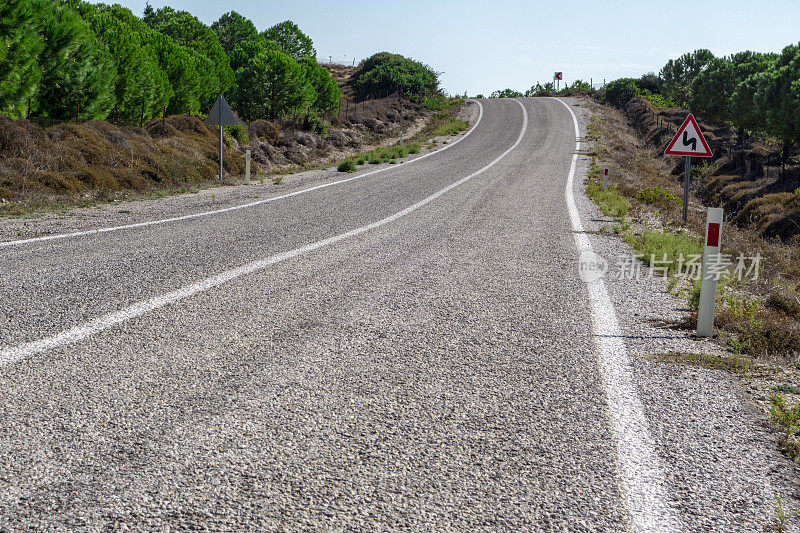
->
[0,98,796,531]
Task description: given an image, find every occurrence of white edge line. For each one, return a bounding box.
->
[555,96,682,532]
[1,100,527,367]
[0,101,484,248]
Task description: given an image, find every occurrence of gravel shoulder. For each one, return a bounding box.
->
[568,97,800,531]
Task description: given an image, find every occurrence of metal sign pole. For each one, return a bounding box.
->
[683,156,691,222]
[219,125,224,180]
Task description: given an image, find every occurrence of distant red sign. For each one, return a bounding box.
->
[554,72,563,81]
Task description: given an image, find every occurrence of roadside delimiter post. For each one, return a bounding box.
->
[697,208,724,337]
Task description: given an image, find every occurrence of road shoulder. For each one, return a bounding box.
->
[567,97,800,531]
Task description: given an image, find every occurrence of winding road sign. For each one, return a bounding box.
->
[665,114,712,158]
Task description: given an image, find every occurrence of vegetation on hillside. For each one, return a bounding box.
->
[0,1,345,128]
[351,52,439,101]
[602,45,800,168]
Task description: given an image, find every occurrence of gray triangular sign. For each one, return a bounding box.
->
[204,95,239,126]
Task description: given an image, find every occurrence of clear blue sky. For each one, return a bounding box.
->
[93,0,800,96]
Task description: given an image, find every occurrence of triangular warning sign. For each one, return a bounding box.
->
[665,114,712,157]
[204,95,239,126]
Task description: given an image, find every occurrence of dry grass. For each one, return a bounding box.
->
[0,115,246,216]
[585,98,800,363]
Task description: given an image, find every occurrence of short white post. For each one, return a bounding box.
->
[697,207,724,337]
[602,168,609,190]
[245,149,251,184]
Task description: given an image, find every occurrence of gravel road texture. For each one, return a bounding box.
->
[0,97,797,531]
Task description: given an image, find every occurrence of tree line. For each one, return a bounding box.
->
[605,44,800,165]
[0,0,341,129]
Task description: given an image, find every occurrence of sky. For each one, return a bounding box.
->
[92,0,800,96]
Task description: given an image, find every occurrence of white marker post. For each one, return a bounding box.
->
[603,168,609,190]
[697,207,723,337]
[245,149,251,184]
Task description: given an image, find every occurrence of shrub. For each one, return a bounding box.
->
[224,124,249,145]
[304,114,328,135]
[424,95,460,111]
[636,186,681,207]
[352,52,439,100]
[603,78,639,108]
[337,159,356,172]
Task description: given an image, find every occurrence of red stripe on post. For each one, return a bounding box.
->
[707,223,720,247]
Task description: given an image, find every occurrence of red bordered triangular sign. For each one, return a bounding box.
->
[665,113,713,158]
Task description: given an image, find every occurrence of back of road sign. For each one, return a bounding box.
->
[665,114,712,158]
[204,95,239,126]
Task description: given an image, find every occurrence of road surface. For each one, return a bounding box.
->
[0,98,797,531]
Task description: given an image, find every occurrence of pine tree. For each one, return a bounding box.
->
[144,7,233,109]
[211,11,259,55]
[262,21,315,61]
[0,0,44,117]
[33,0,116,120]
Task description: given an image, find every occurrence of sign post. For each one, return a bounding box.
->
[554,72,563,92]
[665,113,713,222]
[204,95,239,180]
[245,149,251,184]
[603,168,609,190]
[697,207,724,337]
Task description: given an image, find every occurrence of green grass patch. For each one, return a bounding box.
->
[636,186,681,207]
[770,393,800,463]
[585,178,630,220]
[350,142,421,167]
[337,159,357,173]
[434,118,470,137]
[623,229,702,276]
[774,385,800,395]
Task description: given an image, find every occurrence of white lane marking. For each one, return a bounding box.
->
[0,102,484,249]
[1,100,526,367]
[556,97,683,531]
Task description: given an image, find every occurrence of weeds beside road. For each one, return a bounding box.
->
[581,97,800,467]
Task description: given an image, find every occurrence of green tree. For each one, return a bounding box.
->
[298,56,341,114]
[490,89,522,98]
[691,52,777,125]
[68,1,170,122]
[211,11,259,55]
[352,52,439,100]
[754,44,800,169]
[236,46,310,120]
[0,0,43,117]
[33,0,116,120]
[143,7,233,108]
[262,20,315,60]
[228,37,269,72]
[731,73,766,134]
[689,57,735,123]
[603,78,639,107]
[660,49,715,106]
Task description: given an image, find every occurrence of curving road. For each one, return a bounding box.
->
[0,98,795,531]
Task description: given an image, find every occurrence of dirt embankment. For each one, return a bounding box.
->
[620,97,800,243]
[0,62,431,216]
